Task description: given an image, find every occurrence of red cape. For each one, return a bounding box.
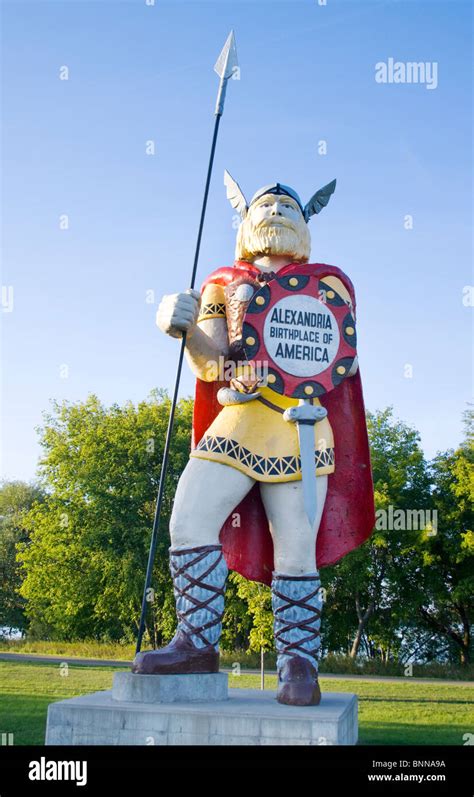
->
[191,261,375,585]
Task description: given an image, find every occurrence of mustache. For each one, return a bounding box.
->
[255,217,297,231]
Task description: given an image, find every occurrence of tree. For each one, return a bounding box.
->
[17,391,193,644]
[323,407,432,660]
[231,573,274,655]
[221,573,254,652]
[0,481,45,635]
[405,409,473,665]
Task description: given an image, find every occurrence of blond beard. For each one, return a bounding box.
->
[235,218,311,263]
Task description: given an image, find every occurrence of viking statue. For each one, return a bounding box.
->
[132,172,375,706]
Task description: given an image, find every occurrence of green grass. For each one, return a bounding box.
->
[1,639,473,679]
[0,639,135,661]
[0,660,472,746]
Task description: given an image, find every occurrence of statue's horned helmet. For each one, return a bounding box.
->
[224,170,337,223]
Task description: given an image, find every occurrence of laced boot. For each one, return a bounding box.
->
[271,571,323,706]
[132,544,227,674]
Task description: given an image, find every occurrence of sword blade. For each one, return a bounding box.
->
[297,421,318,531]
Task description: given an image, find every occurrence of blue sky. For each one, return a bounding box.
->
[1,0,472,481]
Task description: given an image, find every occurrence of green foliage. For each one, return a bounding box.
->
[323,407,432,661]
[17,391,193,645]
[231,573,274,653]
[0,481,45,634]
[221,573,254,652]
[405,418,473,664]
[323,406,473,666]
[388,408,473,666]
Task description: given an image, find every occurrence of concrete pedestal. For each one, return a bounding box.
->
[112,671,229,704]
[45,672,358,745]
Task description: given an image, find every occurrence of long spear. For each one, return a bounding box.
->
[135,31,239,656]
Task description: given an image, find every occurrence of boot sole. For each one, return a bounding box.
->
[277,682,322,706]
[132,652,219,675]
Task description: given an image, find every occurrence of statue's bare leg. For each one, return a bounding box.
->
[170,458,255,548]
[259,477,328,574]
[259,476,328,706]
[132,458,254,675]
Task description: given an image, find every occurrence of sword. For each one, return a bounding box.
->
[283,400,328,530]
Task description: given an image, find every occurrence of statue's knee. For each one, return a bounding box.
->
[169,499,220,549]
[169,508,192,548]
[273,546,316,576]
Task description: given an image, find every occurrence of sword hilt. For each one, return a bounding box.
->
[283,402,328,425]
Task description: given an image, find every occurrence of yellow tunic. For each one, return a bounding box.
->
[190,280,340,483]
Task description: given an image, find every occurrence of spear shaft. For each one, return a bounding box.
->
[135,32,238,655]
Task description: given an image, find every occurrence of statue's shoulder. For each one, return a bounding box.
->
[200,266,238,291]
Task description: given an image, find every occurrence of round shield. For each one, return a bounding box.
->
[242,273,357,398]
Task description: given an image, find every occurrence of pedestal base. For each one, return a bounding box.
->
[45,672,358,745]
[112,671,229,703]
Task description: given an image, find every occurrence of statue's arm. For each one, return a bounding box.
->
[184,318,229,381]
[156,285,229,382]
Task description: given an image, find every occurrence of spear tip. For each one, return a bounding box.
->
[214,29,238,79]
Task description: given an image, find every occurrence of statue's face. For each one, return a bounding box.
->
[235,193,311,264]
[249,194,303,229]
